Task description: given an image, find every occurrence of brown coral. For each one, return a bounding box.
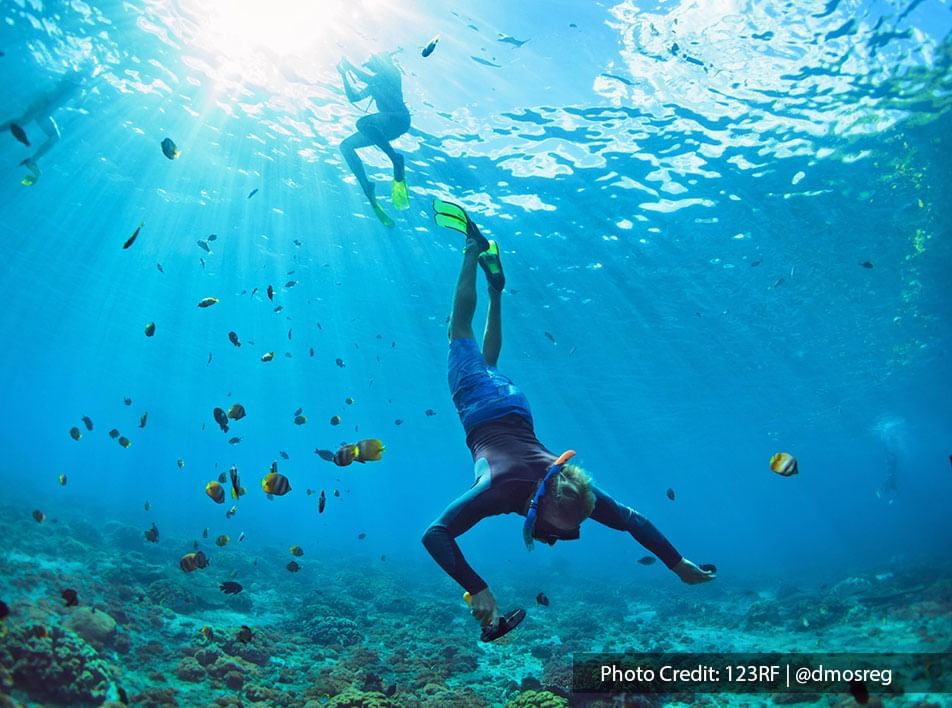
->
[62,607,117,648]
[174,656,206,682]
[207,656,245,679]
[223,669,244,690]
[195,645,222,666]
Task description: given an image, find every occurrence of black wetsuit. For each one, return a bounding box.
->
[423,339,684,594]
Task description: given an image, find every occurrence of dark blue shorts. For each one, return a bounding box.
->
[448,338,532,435]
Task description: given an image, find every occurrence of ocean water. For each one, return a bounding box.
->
[0,0,950,706]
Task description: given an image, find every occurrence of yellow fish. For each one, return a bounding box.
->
[769,452,798,477]
[205,481,226,503]
[356,439,385,462]
[333,444,359,467]
[179,551,209,572]
[261,468,291,496]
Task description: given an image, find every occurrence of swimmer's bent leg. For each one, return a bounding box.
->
[339,131,376,198]
[357,113,408,181]
[31,115,60,162]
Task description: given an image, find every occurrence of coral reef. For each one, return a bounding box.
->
[506,689,569,708]
[325,688,397,707]
[541,657,574,697]
[0,625,113,704]
[206,655,249,680]
[1,499,947,707]
[174,656,205,682]
[222,669,244,690]
[303,614,363,646]
[194,645,222,666]
[245,683,299,705]
[130,686,179,706]
[144,578,208,613]
[63,606,117,648]
[221,633,270,666]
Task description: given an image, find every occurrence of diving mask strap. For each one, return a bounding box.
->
[522,449,576,551]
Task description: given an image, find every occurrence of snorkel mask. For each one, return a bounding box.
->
[523,450,576,550]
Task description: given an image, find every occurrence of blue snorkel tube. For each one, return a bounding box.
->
[523,450,576,550]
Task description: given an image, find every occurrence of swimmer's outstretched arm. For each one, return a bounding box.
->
[590,487,714,584]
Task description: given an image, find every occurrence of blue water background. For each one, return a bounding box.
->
[0,0,950,599]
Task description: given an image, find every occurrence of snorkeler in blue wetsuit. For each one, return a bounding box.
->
[337,53,410,228]
[422,199,716,639]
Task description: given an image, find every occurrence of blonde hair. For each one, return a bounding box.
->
[546,464,595,524]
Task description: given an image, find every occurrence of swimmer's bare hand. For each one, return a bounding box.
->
[674,558,716,585]
[469,588,499,627]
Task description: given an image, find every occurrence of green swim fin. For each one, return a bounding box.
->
[432,198,489,251]
[372,200,395,228]
[433,198,468,233]
[478,240,505,291]
[391,179,410,210]
[19,159,40,187]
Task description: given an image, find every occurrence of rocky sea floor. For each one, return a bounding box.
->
[0,503,949,708]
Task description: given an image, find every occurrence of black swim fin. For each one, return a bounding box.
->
[480,608,526,642]
[478,240,505,291]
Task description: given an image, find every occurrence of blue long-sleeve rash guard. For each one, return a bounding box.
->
[422,415,683,594]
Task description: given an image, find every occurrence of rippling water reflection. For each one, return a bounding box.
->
[0,0,949,441]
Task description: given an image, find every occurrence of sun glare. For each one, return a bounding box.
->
[213,1,330,55]
[170,0,409,94]
[185,0,357,65]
